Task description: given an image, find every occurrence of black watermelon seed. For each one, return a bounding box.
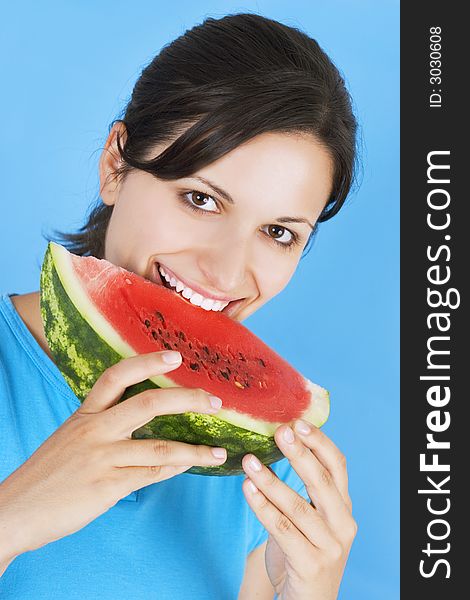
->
[203,346,209,354]
[144,319,151,328]
[238,352,246,362]
[163,341,172,350]
[215,352,220,360]
[155,311,165,322]
[178,331,186,341]
[195,351,200,359]
[189,362,200,370]
[151,330,158,340]
[188,342,193,349]
[220,370,230,380]
[258,358,266,367]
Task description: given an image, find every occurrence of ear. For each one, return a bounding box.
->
[99,121,128,206]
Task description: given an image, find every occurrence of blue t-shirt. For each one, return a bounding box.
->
[0,292,308,599]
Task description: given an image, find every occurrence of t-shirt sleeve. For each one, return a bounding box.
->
[246,457,310,555]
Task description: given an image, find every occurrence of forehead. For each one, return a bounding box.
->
[196,131,334,218]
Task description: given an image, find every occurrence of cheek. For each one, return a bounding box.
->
[152,217,205,254]
[127,195,197,253]
[258,261,297,301]
[105,189,186,264]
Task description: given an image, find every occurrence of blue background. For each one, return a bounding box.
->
[0,1,399,598]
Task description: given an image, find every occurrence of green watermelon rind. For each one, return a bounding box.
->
[40,244,291,475]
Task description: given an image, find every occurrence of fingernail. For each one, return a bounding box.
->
[294,420,311,435]
[209,395,223,409]
[249,455,262,472]
[162,351,182,364]
[211,447,226,460]
[283,426,295,444]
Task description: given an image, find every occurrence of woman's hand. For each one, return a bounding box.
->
[241,421,357,600]
[0,350,227,568]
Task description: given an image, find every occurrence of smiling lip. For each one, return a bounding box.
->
[154,262,241,303]
[150,263,246,318]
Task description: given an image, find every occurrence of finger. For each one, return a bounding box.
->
[242,455,334,549]
[80,351,184,413]
[242,476,318,567]
[99,386,222,438]
[115,463,193,494]
[274,426,353,531]
[292,420,351,509]
[110,438,228,468]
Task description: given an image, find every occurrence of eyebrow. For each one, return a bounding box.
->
[187,175,315,231]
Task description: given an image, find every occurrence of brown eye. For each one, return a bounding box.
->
[262,223,298,248]
[191,191,210,206]
[268,225,285,239]
[264,224,294,245]
[184,191,218,212]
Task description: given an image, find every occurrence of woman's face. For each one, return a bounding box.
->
[100,124,333,322]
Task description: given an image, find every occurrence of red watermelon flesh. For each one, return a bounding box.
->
[69,251,312,423]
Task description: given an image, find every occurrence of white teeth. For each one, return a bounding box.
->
[189,293,204,306]
[157,264,231,312]
[201,297,215,311]
[213,300,229,311]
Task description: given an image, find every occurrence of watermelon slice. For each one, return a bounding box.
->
[39,242,329,475]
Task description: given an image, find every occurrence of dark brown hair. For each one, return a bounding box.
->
[46,12,359,259]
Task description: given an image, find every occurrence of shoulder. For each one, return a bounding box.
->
[10,292,54,361]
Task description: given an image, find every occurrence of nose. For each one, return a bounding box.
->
[197,236,250,296]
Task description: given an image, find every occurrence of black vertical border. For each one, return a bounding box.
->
[401,5,466,597]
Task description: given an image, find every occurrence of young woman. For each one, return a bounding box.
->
[0,12,358,599]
